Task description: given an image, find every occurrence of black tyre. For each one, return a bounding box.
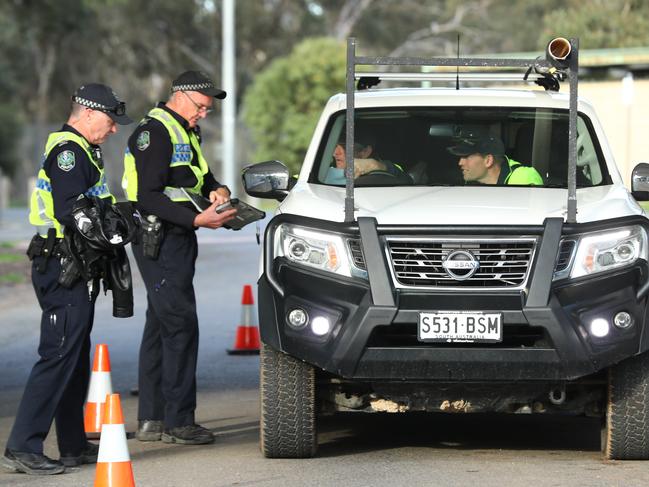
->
[603,352,649,460]
[260,343,317,458]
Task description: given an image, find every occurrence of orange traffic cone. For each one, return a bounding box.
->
[227,285,260,355]
[94,394,135,487]
[85,344,113,439]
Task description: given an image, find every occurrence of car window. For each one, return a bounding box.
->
[311,107,610,188]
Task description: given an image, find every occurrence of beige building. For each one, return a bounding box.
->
[580,79,649,188]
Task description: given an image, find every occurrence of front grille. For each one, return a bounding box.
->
[387,238,536,289]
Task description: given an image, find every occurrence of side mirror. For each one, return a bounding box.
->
[242,160,291,201]
[632,163,649,201]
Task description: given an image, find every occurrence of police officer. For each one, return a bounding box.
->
[2,84,131,475]
[449,135,544,185]
[122,71,236,445]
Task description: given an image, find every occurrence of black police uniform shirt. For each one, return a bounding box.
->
[46,124,103,229]
[127,103,224,229]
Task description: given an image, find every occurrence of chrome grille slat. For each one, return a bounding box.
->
[387,237,537,289]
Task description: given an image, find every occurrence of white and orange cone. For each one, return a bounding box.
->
[85,344,113,439]
[227,284,260,355]
[94,393,135,487]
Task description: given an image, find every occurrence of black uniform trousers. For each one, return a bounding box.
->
[132,227,199,429]
[7,255,95,455]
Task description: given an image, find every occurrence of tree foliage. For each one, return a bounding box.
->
[540,0,649,49]
[242,38,346,175]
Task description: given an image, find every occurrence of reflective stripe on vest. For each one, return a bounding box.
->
[29,131,114,237]
[122,107,209,202]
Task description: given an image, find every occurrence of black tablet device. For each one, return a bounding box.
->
[181,189,265,230]
[214,198,265,230]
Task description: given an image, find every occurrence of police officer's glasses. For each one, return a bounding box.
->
[182,91,213,114]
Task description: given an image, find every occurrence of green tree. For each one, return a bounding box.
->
[242,37,346,174]
[540,0,649,48]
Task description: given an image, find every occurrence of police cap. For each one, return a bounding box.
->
[72,83,132,125]
[171,70,226,99]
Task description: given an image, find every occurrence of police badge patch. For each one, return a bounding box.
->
[137,131,150,151]
[57,150,75,171]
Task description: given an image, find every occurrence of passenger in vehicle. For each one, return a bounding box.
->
[448,135,543,186]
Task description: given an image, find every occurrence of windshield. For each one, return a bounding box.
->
[311,107,610,188]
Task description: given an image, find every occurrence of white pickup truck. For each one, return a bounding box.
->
[243,37,649,460]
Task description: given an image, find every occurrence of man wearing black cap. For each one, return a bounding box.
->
[2,84,131,475]
[123,70,235,446]
[449,135,543,185]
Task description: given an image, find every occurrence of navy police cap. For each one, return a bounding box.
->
[72,83,132,125]
[171,70,226,99]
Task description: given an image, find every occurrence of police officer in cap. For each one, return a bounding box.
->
[123,71,236,445]
[2,84,131,475]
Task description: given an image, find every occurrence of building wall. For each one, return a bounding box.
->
[580,79,649,188]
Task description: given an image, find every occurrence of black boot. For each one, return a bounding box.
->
[59,441,99,467]
[2,449,65,475]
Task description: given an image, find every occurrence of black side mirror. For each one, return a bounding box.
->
[632,163,649,201]
[242,160,291,201]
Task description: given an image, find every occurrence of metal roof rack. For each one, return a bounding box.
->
[356,72,549,83]
[343,37,580,224]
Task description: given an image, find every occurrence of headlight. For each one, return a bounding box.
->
[570,225,647,278]
[275,224,367,279]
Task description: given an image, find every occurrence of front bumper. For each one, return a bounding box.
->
[259,215,649,382]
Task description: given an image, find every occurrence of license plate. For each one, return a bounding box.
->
[418,312,502,343]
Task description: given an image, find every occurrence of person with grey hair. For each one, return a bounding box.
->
[3,83,131,476]
[122,70,236,446]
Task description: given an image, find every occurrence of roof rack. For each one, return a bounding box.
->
[343,37,580,224]
[355,72,555,90]
[356,72,550,82]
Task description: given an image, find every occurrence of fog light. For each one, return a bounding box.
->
[311,316,331,336]
[287,308,308,329]
[613,311,633,329]
[590,318,610,338]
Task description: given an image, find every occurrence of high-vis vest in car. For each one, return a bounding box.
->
[29,131,114,238]
[504,157,544,185]
[122,107,209,202]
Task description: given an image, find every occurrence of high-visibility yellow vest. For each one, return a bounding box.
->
[122,107,209,202]
[29,131,114,238]
[504,157,544,185]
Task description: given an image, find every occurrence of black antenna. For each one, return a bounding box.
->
[456,34,460,90]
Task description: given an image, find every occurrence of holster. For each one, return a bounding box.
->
[57,234,83,288]
[28,228,57,274]
[26,235,46,262]
[140,214,164,260]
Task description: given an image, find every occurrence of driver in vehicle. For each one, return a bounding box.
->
[324,134,407,185]
[449,135,544,186]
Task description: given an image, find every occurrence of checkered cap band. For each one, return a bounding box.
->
[172,83,214,92]
[73,96,110,110]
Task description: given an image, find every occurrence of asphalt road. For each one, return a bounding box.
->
[1,226,649,486]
